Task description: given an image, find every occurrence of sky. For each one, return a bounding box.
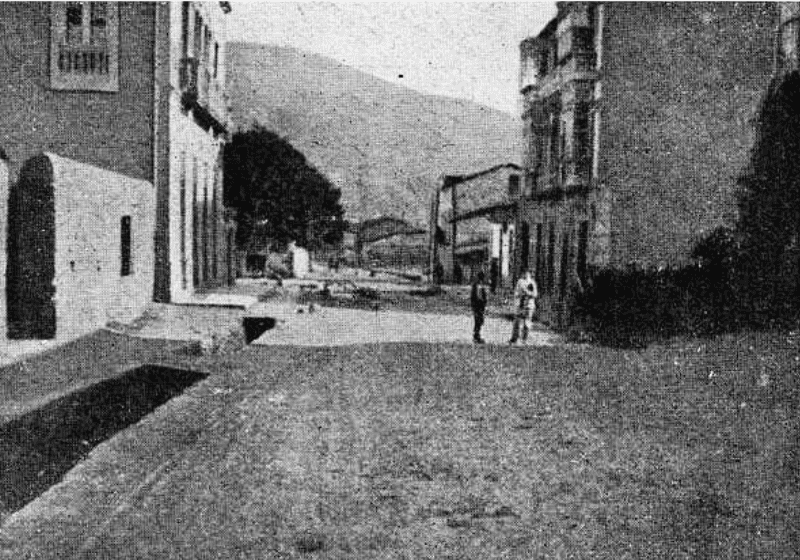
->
[226,2,557,114]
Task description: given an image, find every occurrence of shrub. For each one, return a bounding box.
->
[575,260,738,348]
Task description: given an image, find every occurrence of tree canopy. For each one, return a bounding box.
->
[736,70,800,313]
[224,125,345,250]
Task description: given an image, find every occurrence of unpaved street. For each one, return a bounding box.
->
[2,331,799,558]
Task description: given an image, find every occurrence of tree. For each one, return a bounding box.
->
[736,70,800,316]
[224,125,345,251]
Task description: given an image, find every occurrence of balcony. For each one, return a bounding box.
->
[51,42,118,92]
[180,57,200,98]
[58,44,110,75]
[179,57,228,134]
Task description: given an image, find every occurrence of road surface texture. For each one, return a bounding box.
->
[3,331,797,558]
[0,342,612,560]
[248,302,559,347]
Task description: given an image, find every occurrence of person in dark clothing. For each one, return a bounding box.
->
[470,271,489,343]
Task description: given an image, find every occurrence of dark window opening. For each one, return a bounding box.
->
[180,155,188,290]
[213,42,219,77]
[559,122,567,185]
[508,174,520,196]
[192,159,199,289]
[89,3,107,44]
[120,215,132,276]
[66,2,83,45]
[577,220,589,286]
[538,46,552,76]
[573,27,594,52]
[548,111,561,184]
[519,222,530,272]
[547,223,556,293]
[535,223,544,287]
[575,103,594,180]
[559,228,571,298]
[181,2,190,57]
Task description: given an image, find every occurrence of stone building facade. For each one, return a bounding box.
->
[516,2,779,324]
[0,1,235,313]
[778,3,800,74]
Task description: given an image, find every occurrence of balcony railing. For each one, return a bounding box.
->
[58,44,110,75]
[179,57,228,132]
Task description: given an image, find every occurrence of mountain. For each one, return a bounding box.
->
[226,43,522,227]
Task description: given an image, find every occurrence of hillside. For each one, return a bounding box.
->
[226,43,522,227]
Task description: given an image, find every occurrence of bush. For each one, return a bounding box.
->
[575,261,738,348]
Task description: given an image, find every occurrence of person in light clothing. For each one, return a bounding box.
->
[509,269,538,344]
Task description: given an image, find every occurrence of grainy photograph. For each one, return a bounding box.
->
[1,1,799,558]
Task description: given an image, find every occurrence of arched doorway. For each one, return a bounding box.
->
[7,155,56,339]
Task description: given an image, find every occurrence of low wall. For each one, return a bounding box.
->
[49,154,155,340]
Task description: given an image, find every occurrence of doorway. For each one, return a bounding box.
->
[7,155,56,339]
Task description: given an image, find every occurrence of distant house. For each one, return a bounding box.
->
[429,164,521,285]
[353,216,427,270]
[515,2,780,325]
[0,2,236,332]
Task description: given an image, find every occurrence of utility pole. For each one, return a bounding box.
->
[428,186,440,284]
[450,177,458,284]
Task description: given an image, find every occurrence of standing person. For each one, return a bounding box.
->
[470,271,488,343]
[509,269,538,344]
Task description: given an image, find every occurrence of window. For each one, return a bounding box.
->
[50,2,119,91]
[547,223,556,293]
[508,174,520,197]
[120,216,132,276]
[538,47,550,76]
[192,158,200,289]
[577,221,589,287]
[181,2,190,57]
[535,223,544,287]
[558,120,567,185]
[194,14,203,61]
[212,170,219,279]
[574,103,594,180]
[559,228,571,297]
[213,42,220,78]
[573,27,594,52]
[180,153,188,290]
[548,111,561,183]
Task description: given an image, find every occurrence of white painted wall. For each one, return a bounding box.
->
[49,154,154,340]
[168,101,225,303]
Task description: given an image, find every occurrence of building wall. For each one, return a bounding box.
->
[164,1,231,303]
[435,165,519,283]
[167,104,227,302]
[5,154,154,341]
[600,2,777,268]
[0,2,156,183]
[517,2,778,326]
